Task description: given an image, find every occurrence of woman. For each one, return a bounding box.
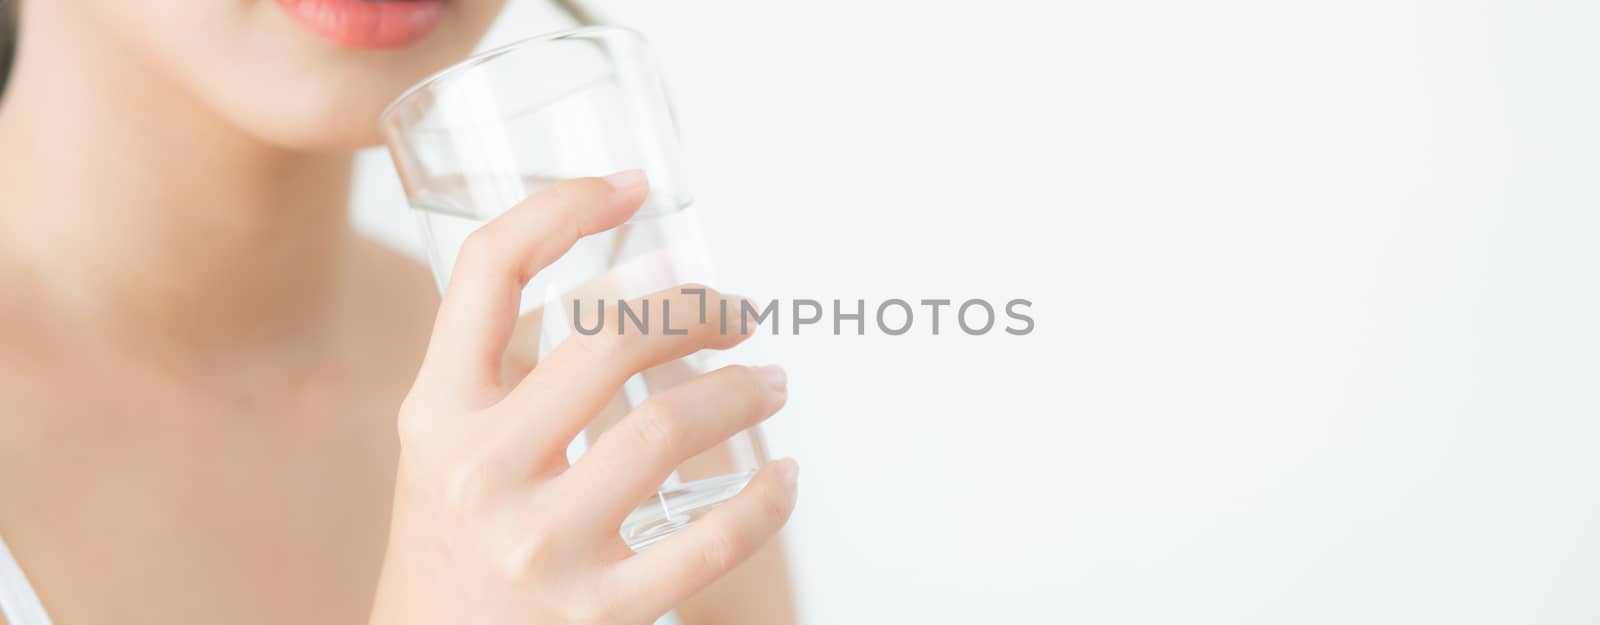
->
[0,1,799,624]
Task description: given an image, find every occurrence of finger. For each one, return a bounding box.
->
[492,285,755,465]
[602,458,799,619]
[413,171,647,407]
[558,364,787,524]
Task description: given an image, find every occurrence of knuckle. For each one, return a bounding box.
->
[563,594,623,625]
[494,530,555,584]
[573,328,631,362]
[443,458,497,516]
[541,178,607,210]
[539,181,579,206]
[696,531,741,575]
[395,399,454,452]
[395,408,431,448]
[543,221,586,269]
[717,366,773,415]
[728,364,766,395]
[627,402,685,451]
[759,482,794,526]
[456,227,508,273]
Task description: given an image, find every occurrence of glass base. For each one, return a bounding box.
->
[620,470,757,551]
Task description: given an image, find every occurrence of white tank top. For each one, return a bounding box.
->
[0,534,51,625]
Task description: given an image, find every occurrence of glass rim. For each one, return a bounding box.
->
[378,25,647,132]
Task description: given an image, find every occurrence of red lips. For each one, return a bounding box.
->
[275,0,444,49]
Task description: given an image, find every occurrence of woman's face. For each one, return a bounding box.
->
[63,0,507,150]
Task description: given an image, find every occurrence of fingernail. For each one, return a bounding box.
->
[755,365,787,393]
[603,169,647,192]
[772,458,799,490]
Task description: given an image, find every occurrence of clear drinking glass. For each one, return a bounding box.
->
[380,26,769,550]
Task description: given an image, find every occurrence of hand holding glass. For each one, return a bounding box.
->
[381,27,773,550]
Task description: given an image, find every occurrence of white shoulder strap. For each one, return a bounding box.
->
[0,533,52,625]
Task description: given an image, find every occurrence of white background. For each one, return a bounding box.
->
[352,1,1600,622]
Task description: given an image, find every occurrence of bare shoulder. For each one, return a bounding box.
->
[336,236,442,370]
[347,236,440,307]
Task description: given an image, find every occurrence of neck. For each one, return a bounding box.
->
[0,6,363,367]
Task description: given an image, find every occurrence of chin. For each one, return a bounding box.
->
[214,1,504,152]
[93,0,507,152]
[213,69,434,152]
